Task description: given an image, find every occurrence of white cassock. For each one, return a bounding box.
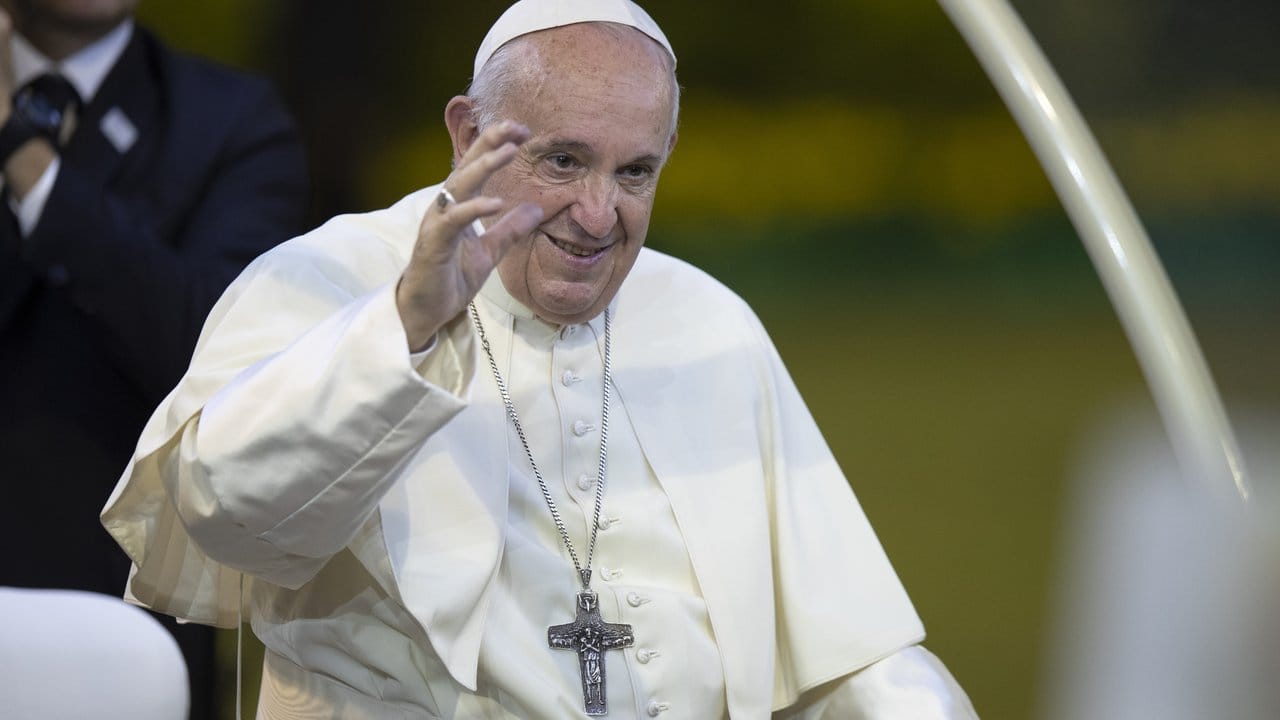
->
[102,184,978,719]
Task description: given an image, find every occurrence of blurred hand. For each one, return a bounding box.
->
[0,9,15,125]
[395,120,543,351]
[0,8,55,197]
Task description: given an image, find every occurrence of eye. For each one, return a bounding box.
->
[619,164,653,182]
[547,153,578,171]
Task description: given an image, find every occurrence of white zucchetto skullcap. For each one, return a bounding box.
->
[473,0,676,79]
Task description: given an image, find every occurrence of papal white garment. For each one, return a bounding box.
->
[102,185,977,718]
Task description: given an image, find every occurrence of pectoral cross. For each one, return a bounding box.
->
[548,591,634,716]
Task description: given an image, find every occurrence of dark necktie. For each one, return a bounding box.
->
[13,73,82,146]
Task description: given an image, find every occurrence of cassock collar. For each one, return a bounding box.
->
[10,19,134,105]
[478,269,538,321]
[477,268,613,343]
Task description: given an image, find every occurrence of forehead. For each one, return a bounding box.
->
[505,24,675,149]
[527,22,671,77]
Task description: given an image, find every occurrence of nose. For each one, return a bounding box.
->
[568,175,619,240]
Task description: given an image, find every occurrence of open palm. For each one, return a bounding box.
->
[396,121,543,350]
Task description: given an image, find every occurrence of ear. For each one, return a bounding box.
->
[444,95,481,167]
[666,130,678,158]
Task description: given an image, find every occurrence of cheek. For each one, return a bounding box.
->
[487,168,565,218]
[618,198,655,244]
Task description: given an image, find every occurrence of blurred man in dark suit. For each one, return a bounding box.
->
[0,0,308,716]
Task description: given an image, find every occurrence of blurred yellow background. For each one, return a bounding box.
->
[137,1,1279,717]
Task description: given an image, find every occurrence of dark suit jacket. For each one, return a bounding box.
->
[0,26,308,594]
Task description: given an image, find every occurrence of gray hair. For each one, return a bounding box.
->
[466,23,681,138]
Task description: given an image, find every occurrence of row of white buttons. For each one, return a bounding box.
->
[558,336,660,710]
[627,591,665,714]
[558,330,592,507]
[561,323,666,704]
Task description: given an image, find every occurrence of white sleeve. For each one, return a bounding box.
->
[168,282,474,590]
[101,200,452,626]
[774,646,979,720]
[408,333,440,366]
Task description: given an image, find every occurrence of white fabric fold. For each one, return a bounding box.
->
[777,646,980,719]
[103,183,937,714]
[102,186,502,686]
[607,257,926,715]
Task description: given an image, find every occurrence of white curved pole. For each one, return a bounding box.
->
[937,0,1250,502]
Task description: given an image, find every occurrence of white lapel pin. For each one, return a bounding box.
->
[99,106,138,154]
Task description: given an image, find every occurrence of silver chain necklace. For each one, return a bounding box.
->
[467,301,634,716]
[468,302,612,589]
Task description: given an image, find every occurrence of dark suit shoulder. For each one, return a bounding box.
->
[121,26,305,200]
[127,26,296,153]
[138,26,279,103]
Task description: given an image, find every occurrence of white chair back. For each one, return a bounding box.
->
[0,587,189,719]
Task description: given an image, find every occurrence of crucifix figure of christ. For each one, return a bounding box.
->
[548,591,635,715]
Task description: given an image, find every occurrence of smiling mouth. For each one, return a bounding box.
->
[549,235,608,258]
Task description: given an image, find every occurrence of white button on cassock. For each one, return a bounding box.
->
[577,474,593,491]
[647,700,670,716]
[561,370,580,386]
[572,421,592,437]
[626,592,648,607]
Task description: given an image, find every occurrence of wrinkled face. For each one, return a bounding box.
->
[475,24,676,325]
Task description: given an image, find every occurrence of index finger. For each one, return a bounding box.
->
[447,120,531,199]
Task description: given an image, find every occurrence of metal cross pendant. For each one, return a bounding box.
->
[548,591,635,716]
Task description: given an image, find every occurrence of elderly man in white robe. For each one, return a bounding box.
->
[102,1,979,717]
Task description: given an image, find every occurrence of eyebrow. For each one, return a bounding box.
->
[538,138,594,155]
[538,138,663,167]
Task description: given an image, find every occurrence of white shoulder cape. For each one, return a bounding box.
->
[102,185,924,716]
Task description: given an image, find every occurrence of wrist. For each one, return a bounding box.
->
[0,104,43,169]
[0,80,75,170]
[395,275,447,353]
[3,137,56,199]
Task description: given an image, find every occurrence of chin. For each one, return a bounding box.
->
[528,280,609,324]
[537,305,597,325]
[533,295,603,325]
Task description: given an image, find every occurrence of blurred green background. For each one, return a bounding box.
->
[136,1,1278,717]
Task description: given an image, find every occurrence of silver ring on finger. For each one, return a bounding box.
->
[435,187,487,237]
[436,188,459,210]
